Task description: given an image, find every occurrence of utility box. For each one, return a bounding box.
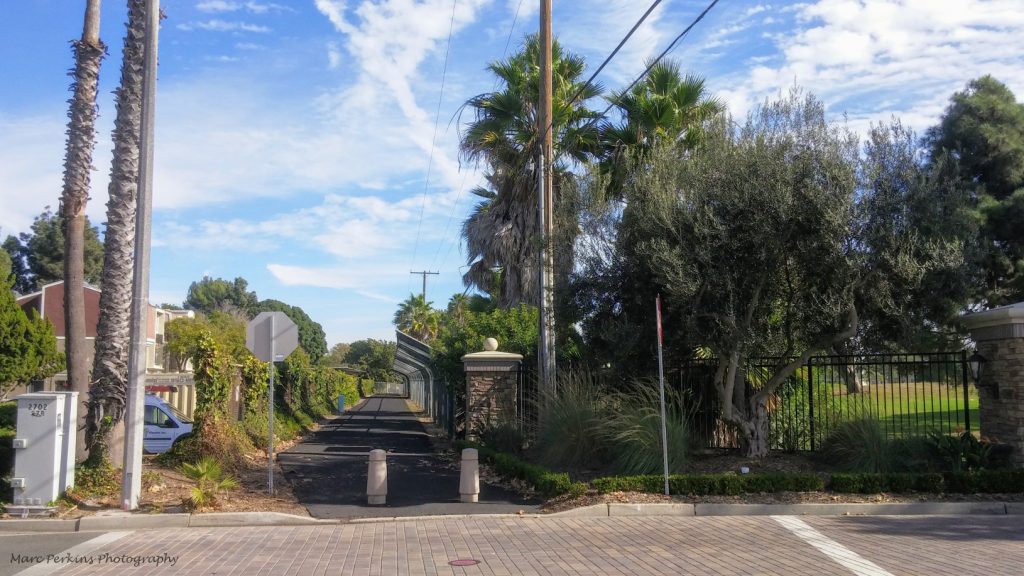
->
[11,394,66,508]
[51,391,79,492]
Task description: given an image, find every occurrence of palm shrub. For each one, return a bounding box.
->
[182,457,239,510]
[603,380,692,475]
[533,370,611,469]
[817,419,895,473]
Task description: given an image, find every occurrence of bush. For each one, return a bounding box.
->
[593,473,823,495]
[66,462,121,501]
[0,402,15,428]
[532,371,610,470]
[181,457,239,510]
[817,419,895,473]
[602,381,692,475]
[479,419,527,456]
[829,470,1024,494]
[0,427,14,481]
[455,441,583,499]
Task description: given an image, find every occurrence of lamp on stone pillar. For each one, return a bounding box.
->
[968,351,992,394]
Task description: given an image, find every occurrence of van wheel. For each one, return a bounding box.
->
[172,433,192,448]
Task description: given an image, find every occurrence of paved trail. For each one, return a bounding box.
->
[277,396,537,518]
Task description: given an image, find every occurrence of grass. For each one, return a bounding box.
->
[767,376,979,451]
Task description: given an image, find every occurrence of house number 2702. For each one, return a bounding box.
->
[27,403,47,417]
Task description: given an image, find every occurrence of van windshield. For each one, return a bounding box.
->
[167,404,192,424]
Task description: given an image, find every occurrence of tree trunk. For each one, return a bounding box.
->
[832,345,866,394]
[740,398,771,458]
[86,0,146,465]
[62,0,104,463]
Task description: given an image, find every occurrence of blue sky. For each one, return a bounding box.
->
[2,0,1023,346]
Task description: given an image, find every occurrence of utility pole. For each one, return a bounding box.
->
[409,270,439,300]
[122,0,159,511]
[538,0,557,396]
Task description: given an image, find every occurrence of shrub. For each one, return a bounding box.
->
[603,381,692,475]
[455,441,581,499]
[923,431,994,472]
[533,371,610,470]
[817,419,894,473]
[0,427,14,481]
[829,470,1023,494]
[181,457,239,510]
[479,419,527,456]
[0,402,15,428]
[593,473,823,495]
[66,462,121,501]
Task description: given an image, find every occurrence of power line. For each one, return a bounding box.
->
[408,0,459,290]
[564,0,664,113]
[564,0,722,158]
[429,0,527,275]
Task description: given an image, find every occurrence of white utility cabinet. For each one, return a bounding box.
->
[51,391,79,491]
[11,393,66,507]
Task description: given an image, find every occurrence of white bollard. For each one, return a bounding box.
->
[367,449,387,505]
[459,448,480,503]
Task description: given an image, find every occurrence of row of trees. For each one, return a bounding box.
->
[428,33,1024,457]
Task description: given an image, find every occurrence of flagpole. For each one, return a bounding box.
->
[656,294,669,496]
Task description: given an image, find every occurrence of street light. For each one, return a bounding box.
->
[967,351,992,395]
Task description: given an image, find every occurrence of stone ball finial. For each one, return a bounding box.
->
[483,337,499,352]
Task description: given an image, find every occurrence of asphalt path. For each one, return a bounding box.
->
[277,396,538,518]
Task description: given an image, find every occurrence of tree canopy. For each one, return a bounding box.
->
[184,276,258,318]
[3,209,104,294]
[344,339,396,383]
[1,277,65,397]
[253,299,328,362]
[926,75,1024,307]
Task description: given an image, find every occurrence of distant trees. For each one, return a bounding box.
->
[252,299,328,363]
[2,209,104,294]
[392,294,439,342]
[344,339,396,383]
[185,276,259,318]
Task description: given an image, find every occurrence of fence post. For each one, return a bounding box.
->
[808,356,815,451]
[961,349,971,434]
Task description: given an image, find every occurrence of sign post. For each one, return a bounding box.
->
[246,311,299,494]
[656,294,669,496]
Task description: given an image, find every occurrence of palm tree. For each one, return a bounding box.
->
[601,59,723,193]
[393,294,439,342]
[86,0,147,464]
[460,34,603,307]
[61,0,105,431]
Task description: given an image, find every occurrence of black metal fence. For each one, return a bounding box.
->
[672,351,976,451]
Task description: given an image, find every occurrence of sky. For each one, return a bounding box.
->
[2,0,1023,347]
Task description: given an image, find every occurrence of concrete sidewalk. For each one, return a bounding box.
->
[276,396,538,518]
[7,515,1023,575]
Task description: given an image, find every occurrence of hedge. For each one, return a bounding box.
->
[593,473,824,495]
[830,470,1024,494]
[453,441,586,499]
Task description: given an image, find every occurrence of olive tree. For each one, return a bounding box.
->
[628,89,958,457]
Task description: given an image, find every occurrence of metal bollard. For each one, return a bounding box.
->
[459,448,479,503]
[367,449,387,505]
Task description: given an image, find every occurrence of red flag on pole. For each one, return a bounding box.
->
[656,293,663,346]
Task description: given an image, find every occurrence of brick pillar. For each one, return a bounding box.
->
[962,303,1024,466]
[462,338,522,440]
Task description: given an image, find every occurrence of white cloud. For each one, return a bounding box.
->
[196,1,291,14]
[557,0,666,86]
[196,0,241,12]
[327,41,343,69]
[717,0,1024,133]
[177,19,272,33]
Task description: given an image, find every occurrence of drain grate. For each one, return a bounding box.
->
[448,559,481,567]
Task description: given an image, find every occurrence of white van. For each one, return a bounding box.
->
[144,395,193,454]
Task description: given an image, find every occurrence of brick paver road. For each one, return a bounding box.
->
[6,514,1022,575]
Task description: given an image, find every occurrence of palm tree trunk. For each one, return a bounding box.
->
[86,0,146,465]
[62,0,104,463]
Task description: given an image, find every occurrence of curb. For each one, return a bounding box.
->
[547,501,1020,518]
[1,502,1019,532]
[0,512,333,533]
